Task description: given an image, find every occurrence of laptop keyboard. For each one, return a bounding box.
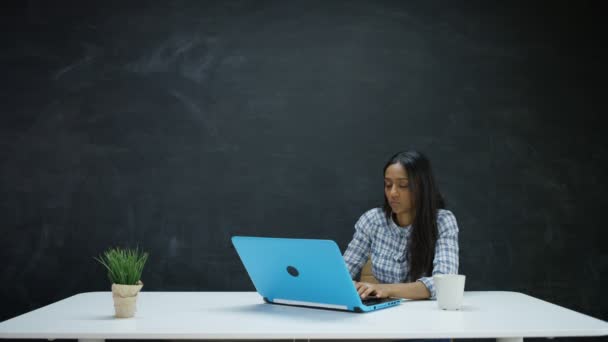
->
[362,297,395,306]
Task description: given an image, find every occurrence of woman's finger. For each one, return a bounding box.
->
[361,286,376,299]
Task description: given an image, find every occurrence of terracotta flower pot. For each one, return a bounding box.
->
[111,280,143,318]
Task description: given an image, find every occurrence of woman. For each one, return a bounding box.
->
[343,150,459,300]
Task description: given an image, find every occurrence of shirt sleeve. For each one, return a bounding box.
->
[343,211,375,279]
[417,210,460,299]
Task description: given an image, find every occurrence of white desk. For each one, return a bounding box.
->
[1,291,606,341]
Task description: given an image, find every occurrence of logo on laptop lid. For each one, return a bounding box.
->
[286,266,299,277]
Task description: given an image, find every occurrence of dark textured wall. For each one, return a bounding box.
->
[1,1,606,340]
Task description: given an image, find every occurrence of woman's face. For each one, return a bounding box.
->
[384,163,413,214]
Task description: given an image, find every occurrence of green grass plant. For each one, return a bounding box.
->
[95,247,148,285]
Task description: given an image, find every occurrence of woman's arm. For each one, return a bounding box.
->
[343,210,378,279]
[417,210,460,299]
[356,280,431,300]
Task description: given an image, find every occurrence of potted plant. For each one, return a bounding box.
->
[95,246,149,318]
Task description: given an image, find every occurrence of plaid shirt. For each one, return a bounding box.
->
[343,208,459,299]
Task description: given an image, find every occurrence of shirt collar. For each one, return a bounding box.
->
[388,213,412,236]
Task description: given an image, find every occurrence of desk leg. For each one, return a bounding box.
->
[78,339,104,342]
[497,338,523,342]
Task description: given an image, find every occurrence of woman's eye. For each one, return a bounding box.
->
[400,184,409,188]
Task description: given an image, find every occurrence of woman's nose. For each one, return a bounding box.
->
[390,186,399,196]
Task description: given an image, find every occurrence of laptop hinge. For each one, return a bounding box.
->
[271,298,348,311]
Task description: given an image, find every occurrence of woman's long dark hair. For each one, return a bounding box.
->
[382,151,445,281]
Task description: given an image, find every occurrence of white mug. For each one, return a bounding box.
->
[433,274,466,310]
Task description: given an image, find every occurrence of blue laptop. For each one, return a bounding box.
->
[231,236,403,313]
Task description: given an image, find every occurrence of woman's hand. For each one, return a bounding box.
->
[354,281,390,299]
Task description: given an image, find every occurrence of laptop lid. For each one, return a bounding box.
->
[231,236,402,312]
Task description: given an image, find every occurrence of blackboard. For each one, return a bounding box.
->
[1,2,606,341]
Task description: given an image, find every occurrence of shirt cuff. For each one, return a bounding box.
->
[417,277,436,299]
